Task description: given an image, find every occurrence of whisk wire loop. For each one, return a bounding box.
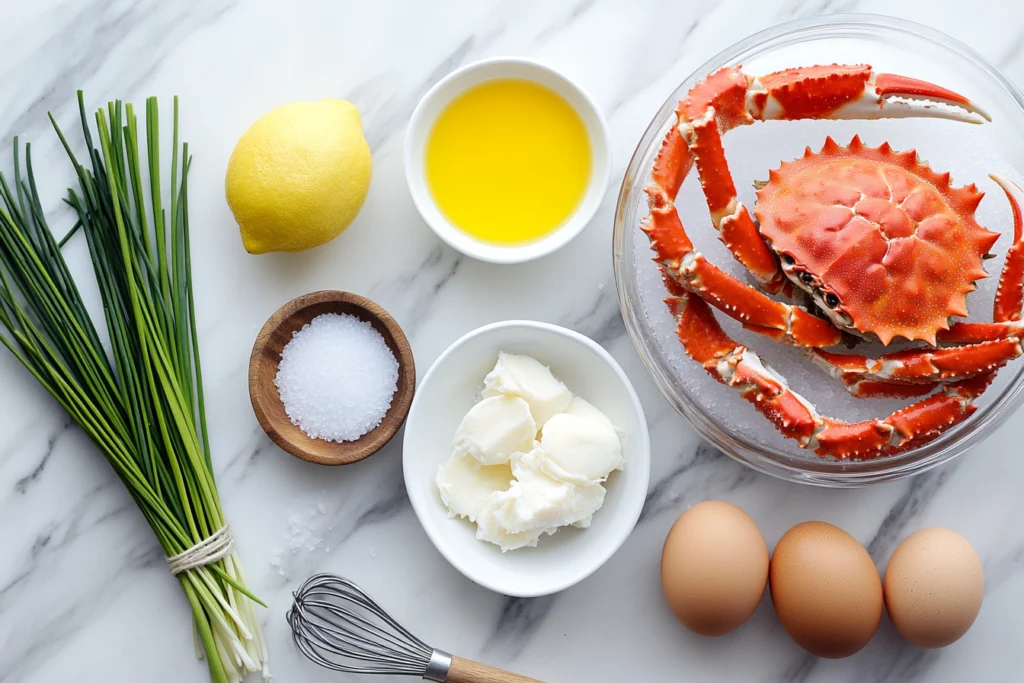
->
[307,597,423,657]
[288,573,438,676]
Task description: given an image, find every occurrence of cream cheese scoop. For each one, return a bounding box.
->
[482,352,572,426]
[452,394,536,466]
[437,353,624,552]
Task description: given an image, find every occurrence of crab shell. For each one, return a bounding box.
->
[754,135,1000,345]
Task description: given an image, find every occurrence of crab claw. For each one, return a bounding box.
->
[873,73,991,122]
[991,173,1024,322]
[749,64,990,125]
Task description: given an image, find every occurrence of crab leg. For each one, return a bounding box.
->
[992,174,1024,323]
[814,377,984,460]
[835,380,940,401]
[936,174,1024,343]
[748,65,990,123]
[811,339,1021,397]
[644,196,842,347]
[667,288,821,442]
[667,289,979,460]
[669,67,784,290]
[939,321,1024,343]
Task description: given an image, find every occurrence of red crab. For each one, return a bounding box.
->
[642,64,1024,460]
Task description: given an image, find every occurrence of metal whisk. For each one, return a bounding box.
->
[287,573,543,682]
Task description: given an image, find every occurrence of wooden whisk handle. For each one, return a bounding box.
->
[444,656,545,683]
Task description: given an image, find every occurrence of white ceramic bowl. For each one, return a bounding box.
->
[404,57,611,264]
[403,321,650,597]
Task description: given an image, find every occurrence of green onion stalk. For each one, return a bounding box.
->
[0,93,268,682]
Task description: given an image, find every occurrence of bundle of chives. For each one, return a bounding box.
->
[0,93,267,682]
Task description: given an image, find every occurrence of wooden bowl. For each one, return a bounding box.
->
[248,291,416,465]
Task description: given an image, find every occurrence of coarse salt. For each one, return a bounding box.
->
[275,312,399,442]
[269,499,329,576]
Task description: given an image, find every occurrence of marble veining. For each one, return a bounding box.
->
[1,1,1023,681]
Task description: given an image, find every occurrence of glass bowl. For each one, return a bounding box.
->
[613,14,1024,486]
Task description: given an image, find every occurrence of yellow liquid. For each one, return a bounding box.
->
[425,78,592,245]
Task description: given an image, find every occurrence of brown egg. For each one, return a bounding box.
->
[770,521,882,658]
[884,527,984,648]
[661,500,769,636]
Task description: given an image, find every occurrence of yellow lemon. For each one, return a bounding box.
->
[226,100,372,254]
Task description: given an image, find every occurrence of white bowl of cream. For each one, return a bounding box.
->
[403,321,650,597]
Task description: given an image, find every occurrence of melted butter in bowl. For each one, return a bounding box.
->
[425,78,592,246]
[405,58,610,264]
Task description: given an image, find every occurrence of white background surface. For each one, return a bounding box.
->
[0,1,1022,681]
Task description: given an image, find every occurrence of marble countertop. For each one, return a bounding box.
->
[2,1,1023,681]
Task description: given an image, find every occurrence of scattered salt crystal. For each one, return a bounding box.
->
[269,548,285,576]
[270,501,329,576]
[275,313,400,442]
